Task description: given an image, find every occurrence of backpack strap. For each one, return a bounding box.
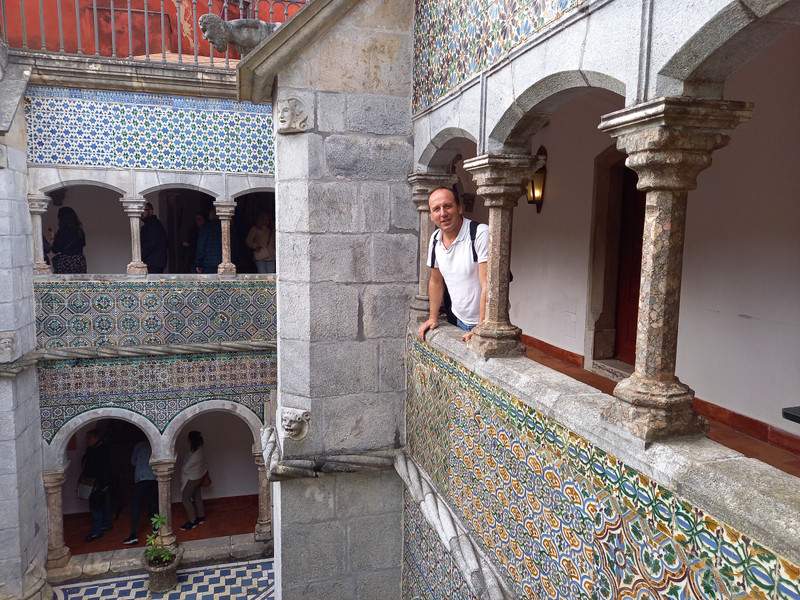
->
[469,220,479,262]
[430,230,439,267]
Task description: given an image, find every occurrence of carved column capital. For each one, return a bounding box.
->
[119,196,147,217]
[28,193,51,215]
[408,172,458,211]
[600,97,753,191]
[462,154,542,208]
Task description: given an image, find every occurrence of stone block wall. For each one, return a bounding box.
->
[271,0,416,597]
[0,92,49,598]
[405,332,800,600]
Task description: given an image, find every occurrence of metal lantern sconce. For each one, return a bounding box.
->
[526,146,547,213]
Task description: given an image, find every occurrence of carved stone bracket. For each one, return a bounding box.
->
[260,426,396,482]
[278,406,311,441]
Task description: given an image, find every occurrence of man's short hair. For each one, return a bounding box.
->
[430,185,460,206]
[144,202,154,211]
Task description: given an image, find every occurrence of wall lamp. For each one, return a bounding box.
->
[526,146,547,213]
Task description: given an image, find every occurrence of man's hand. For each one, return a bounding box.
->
[461,331,473,342]
[418,318,438,341]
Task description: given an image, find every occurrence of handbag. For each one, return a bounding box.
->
[77,474,95,500]
[200,471,212,487]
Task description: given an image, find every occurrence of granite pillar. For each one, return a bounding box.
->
[599,97,753,440]
[463,154,541,357]
[407,172,458,323]
[151,461,177,548]
[42,467,70,569]
[214,200,237,275]
[253,453,272,541]
[28,194,52,274]
[120,196,148,275]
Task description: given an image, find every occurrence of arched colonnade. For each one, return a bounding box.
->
[26,166,275,275]
[41,400,273,569]
[408,0,800,442]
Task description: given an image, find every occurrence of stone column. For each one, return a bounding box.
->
[214,200,237,275]
[599,97,752,440]
[28,194,52,274]
[253,453,272,541]
[120,196,148,275]
[407,172,459,323]
[42,467,71,569]
[463,154,541,357]
[151,460,177,548]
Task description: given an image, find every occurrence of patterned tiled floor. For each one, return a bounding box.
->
[53,558,274,600]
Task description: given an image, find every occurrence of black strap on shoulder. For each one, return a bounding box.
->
[469,220,479,262]
[430,230,439,267]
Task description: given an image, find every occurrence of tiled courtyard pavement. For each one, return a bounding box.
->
[53,558,274,600]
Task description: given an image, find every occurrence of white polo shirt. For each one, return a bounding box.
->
[427,218,488,326]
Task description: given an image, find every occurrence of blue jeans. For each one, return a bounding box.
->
[457,319,475,332]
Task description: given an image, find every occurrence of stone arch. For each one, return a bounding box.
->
[137,181,221,200]
[29,165,130,197]
[162,399,264,457]
[489,70,625,151]
[230,185,276,200]
[657,0,800,98]
[417,127,478,172]
[44,407,162,469]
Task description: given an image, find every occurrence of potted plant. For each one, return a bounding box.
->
[144,514,183,593]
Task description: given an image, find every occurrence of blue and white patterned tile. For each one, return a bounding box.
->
[25,86,274,174]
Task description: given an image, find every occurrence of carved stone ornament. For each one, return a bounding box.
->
[276,98,308,134]
[0,332,15,363]
[279,407,311,441]
[198,15,280,56]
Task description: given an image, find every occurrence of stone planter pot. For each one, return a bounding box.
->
[145,546,184,593]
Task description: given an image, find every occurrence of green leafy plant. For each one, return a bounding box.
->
[145,514,174,565]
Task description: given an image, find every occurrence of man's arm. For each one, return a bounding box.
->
[462,261,487,342]
[418,267,445,341]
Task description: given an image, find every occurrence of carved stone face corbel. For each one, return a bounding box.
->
[276,97,309,134]
[0,332,15,363]
[279,407,311,441]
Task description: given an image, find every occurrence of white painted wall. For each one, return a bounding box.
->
[676,30,800,433]
[509,90,624,353]
[42,185,130,274]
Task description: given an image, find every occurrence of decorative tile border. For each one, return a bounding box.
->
[39,351,276,442]
[406,337,800,600]
[25,86,275,174]
[413,0,589,112]
[402,489,480,600]
[35,280,276,348]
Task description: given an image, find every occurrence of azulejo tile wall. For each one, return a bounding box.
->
[406,338,800,600]
[413,0,588,111]
[39,351,276,442]
[402,489,479,600]
[36,280,276,348]
[25,86,275,174]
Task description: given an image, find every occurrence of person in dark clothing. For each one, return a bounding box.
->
[51,206,87,273]
[195,208,223,274]
[140,202,169,273]
[181,211,206,273]
[81,429,114,542]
